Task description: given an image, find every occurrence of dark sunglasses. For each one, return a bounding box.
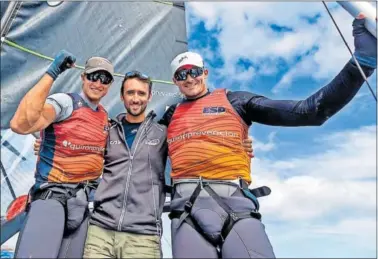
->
[124,71,151,81]
[174,67,204,81]
[85,71,113,85]
[123,71,152,88]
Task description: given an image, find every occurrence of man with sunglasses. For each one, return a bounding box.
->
[80,70,251,258]
[10,49,114,258]
[82,70,169,258]
[29,59,255,258]
[161,17,376,258]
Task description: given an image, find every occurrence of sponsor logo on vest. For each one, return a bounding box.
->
[146,139,160,146]
[62,140,105,152]
[203,106,226,115]
[168,130,239,144]
[110,140,121,145]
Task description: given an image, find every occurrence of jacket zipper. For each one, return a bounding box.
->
[117,116,152,231]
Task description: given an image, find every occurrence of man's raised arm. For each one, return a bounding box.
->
[10,50,76,134]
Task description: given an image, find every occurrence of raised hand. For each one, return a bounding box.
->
[352,13,377,69]
[46,50,76,80]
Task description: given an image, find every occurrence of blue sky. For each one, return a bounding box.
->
[1,2,376,258]
[180,2,377,258]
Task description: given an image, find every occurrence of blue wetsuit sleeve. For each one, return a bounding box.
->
[228,61,375,126]
[45,93,74,123]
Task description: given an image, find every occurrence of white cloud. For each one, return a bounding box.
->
[253,131,277,152]
[268,218,376,257]
[272,57,317,93]
[311,218,376,239]
[250,125,376,221]
[187,2,364,92]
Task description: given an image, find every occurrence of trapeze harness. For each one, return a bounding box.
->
[169,178,271,247]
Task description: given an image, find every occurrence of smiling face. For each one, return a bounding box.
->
[121,77,152,123]
[173,65,209,100]
[81,70,113,104]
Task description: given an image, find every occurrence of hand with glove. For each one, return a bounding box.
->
[46,49,76,80]
[352,14,377,69]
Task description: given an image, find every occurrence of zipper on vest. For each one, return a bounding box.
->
[117,117,152,231]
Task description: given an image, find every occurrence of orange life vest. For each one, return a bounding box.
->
[167,89,252,183]
[36,93,108,185]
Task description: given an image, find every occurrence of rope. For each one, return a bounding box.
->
[153,0,173,6]
[322,2,377,102]
[3,38,175,85]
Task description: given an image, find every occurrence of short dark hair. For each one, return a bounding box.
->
[120,71,153,97]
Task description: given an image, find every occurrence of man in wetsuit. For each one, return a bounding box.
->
[10,50,114,258]
[160,17,376,258]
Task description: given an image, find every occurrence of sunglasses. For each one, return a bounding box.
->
[85,71,113,85]
[174,67,204,81]
[124,71,151,81]
[123,71,152,88]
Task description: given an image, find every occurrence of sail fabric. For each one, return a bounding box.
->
[1,2,187,255]
[1,1,187,129]
[1,130,36,216]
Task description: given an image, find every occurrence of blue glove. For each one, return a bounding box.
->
[352,18,377,69]
[46,50,76,80]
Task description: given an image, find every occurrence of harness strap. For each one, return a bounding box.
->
[175,182,203,229]
[169,181,264,248]
[250,186,271,198]
[239,179,271,211]
[31,182,96,206]
[203,184,262,242]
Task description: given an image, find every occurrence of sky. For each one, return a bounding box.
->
[1,1,377,258]
[179,2,377,258]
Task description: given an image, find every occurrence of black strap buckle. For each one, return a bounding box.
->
[251,210,262,220]
[229,212,239,221]
[184,201,193,212]
[250,186,271,198]
[39,190,52,200]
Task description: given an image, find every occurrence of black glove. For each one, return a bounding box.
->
[46,50,76,80]
[352,17,377,69]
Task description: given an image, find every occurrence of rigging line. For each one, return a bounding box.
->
[1,161,17,200]
[2,38,175,85]
[153,0,173,6]
[322,1,377,102]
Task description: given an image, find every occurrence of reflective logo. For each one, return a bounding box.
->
[203,106,226,115]
[110,140,121,145]
[62,140,105,152]
[146,139,160,146]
